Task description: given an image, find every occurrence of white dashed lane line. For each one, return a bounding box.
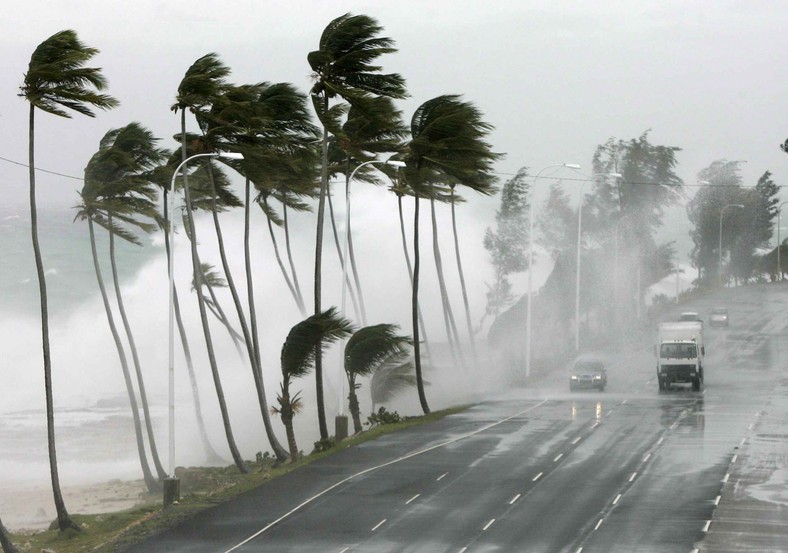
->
[371,519,386,532]
[613,494,622,505]
[436,472,448,481]
[532,472,544,482]
[554,453,563,462]
[405,494,420,505]
[509,493,521,505]
[629,472,637,482]
[482,519,496,531]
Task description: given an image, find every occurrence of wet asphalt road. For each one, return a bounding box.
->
[124,283,787,553]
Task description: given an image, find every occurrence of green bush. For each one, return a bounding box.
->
[367,407,402,426]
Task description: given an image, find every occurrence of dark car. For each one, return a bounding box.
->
[709,307,729,327]
[569,358,607,391]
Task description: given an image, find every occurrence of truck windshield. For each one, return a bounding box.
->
[660,343,697,359]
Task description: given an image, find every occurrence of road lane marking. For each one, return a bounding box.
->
[670,422,678,430]
[339,548,349,553]
[221,400,551,552]
[621,400,628,404]
[740,438,746,446]
[592,422,600,429]
[629,472,637,482]
[723,473,729,483]
[657,437,664,445]
[554,453,563,462]
[509,493,521,505]
[533,472,543,482]
[715,495,721,505]
[372,519,387,531]
[643,453,651,462]
[748,423,754,430]
[732,454,738,463]
[576,548,583,553]
[594,519,603,530]
[703,520,711,532]
[406,494,420,505]
[613,494,622,505]
[459,548,467,553]
[437,472,448,481]
[483,519,495,531]
[572,437,582,445]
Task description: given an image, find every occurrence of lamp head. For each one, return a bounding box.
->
[386,160,406,168]
[219,152,244,160]
[565,163,581,170]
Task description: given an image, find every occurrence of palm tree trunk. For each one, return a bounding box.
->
[449,188,478,363]
[88,217,159,492]
[108,216,167,480]
[347,375,363,434]
[282,199,307,313]
[430,193,464,366]
[163,190,222,463]
[327,185,362,321]
[412,195,430,414]
[262,197,306,316]
[0,516,19,553]
[397,194,432,362]
[342,170,368,324]
[245,179,289,461]
[201,269,245,357]
[313,95,330,441]
[280,384,299,462]
[28,106,77,532]
[181,110,248,474]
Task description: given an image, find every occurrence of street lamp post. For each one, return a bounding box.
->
[572,171,621,352]
[778,201,788,281]
[166,151,243,504]
[525,163,580,377]
[336,157,405,439]
[718,203,744,287]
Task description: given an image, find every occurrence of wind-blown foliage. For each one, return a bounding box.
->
[344,324,411,432]
[370,353,418,413]
[275,308,353,461]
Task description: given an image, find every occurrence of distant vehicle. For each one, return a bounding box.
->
[679,311,703,323]
[569,358,607,392]
[656,321,705,392]
[709,307,729,327]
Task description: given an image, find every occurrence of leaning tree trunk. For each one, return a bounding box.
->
[262,196,306,316]
[429,191,464,367]
[397,193,432,362]
[282,198,307,314]
[313,94,330,441]
[347,375,363,434]
[0,516,18,553]
[88,218,159,492]
[245,179,289,461]
[412,194,430,414]
[449,187,478,364]
[28,106,77,532]
[342,168,368,324]
[163,189,222,463]
[108,217,167,480]
[327,186,362,321]
[181,110,248,474]
[279,384,299,462]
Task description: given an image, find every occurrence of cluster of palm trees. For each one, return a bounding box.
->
[15,13,500,535]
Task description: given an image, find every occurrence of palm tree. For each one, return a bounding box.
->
[0,515,19,553]
[344,325,411,433]
[191,261,244,355]
[173,54,248,473]
[370,353,418,414]
[308,12,407,439]
[77,123,169,489]
[401,95,501,413]
[274,308,353,461]
[20,29,118,532]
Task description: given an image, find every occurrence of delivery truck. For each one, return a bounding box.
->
[656,321,704,392]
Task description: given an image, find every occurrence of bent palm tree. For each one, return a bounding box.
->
[370,353,418,414]
[20,29,118,532]
[401,95,501,412]
[309,12,407,439]
[274,308,353,461]
[344,324,411,433]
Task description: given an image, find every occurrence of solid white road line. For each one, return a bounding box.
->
[629,472,637,482]
[371,519,387,532]
[532,472,543,482]
[509,493,521,505]
[437,472,448,481]
[220,400,550,552]
[406,494,420,505]
[554,453,563,462]
[483,519,495,531]
[613,494,621,505]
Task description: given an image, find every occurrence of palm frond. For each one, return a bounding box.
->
[280,308,353,381]
[345,324,411,377]
[370,352,420,406]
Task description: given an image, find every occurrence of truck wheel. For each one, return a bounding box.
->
[692,377,701,392]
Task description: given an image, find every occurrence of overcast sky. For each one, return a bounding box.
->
[1,0,786,211]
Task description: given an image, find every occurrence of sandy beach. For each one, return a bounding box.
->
[0,479,151,532]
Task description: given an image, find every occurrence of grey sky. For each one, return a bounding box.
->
[1,0,786,211]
